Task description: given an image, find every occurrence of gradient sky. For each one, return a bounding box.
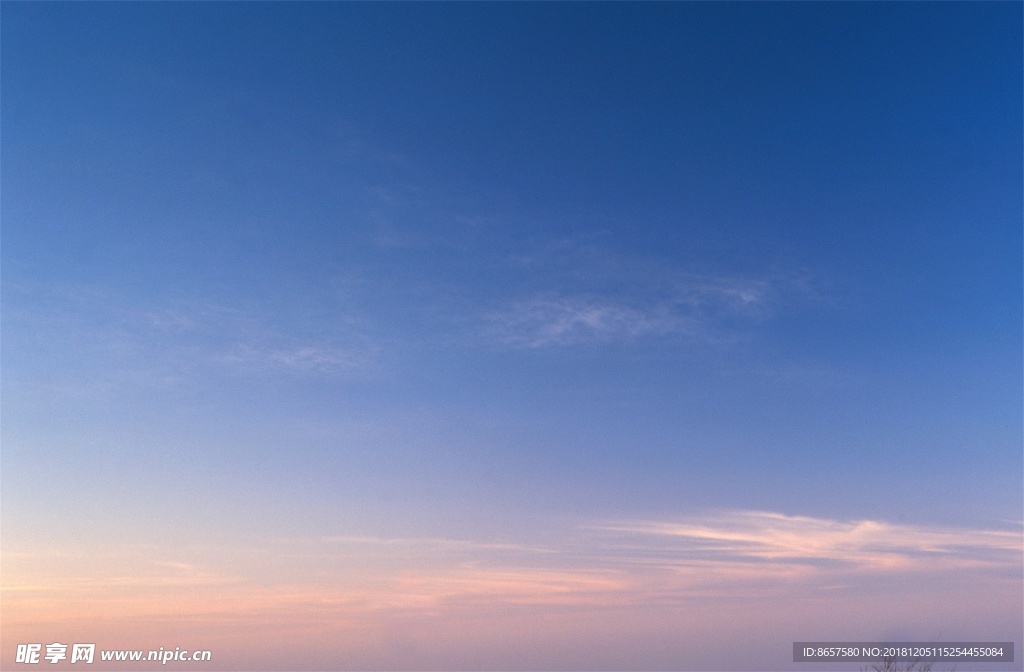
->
[2,3,1022,671]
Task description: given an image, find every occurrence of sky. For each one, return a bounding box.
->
[1,3,1022,671]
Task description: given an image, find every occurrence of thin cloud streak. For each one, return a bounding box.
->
[486,298,681,348]
[596,510,1023,573]
[5,512,1020,668]
[6,511,1018,622]
[320,535,553,554]
[4,281,377,389]
[486,275,776,349]
[220,341,372,375]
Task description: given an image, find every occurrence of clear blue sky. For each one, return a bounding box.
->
[2,3,1021,669]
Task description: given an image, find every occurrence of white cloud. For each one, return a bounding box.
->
[595,510,1023,574]
[486,274,774,348]
[486,298,681,348]
[221,341,371,375]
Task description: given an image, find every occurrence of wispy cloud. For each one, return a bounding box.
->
[319,512,1024,606]
[595,510,1023,575]
[285,514,1022,609]
[289,513,1022,611]
[474,226,830,351]
[4,513,1019,652]
[486,274,774,348]
[220,341,372,375]
[486,298,677,348]
[320,535,551,555]
[3,282,376,393]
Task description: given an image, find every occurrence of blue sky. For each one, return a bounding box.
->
[2,3,1022,670]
